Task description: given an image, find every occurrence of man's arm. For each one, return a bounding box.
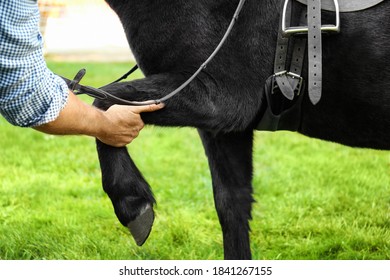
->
[0,1,164,147]
[34,90,164,147]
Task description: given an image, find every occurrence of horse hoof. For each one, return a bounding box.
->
[127,204,154,246]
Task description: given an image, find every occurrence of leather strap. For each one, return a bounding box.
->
[307,0,322,105]
[272,3,307,101]
[289,37,306,90]
[296,0,385,12]
[274,33,290,74]
[275,74,295,100]
[290,38,306,75]
[256,0,386,131]
[273,0,295,100]
[274,0,291,74]
[68,68,86,91]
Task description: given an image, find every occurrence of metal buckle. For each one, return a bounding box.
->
[273,70,288,77]
[287,72,304,96]
[271,71,304,97]
[271,71,287,95]
[281,0,340,36]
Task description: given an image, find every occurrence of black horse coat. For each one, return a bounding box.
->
[93,0,390,259]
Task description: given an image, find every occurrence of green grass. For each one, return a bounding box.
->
[0,61,389,260]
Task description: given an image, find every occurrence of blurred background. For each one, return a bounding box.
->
[38,0,134,62]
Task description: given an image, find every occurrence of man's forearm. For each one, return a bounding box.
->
[34,90,164,147]
[34,90,105,137]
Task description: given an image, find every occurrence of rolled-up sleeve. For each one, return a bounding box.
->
[0,0,68,127]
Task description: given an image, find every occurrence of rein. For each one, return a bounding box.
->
[59,0,247,106]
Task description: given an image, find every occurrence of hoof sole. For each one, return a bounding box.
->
[127,204,154,246]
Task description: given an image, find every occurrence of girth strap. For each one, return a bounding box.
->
[307,0,322,105]
[272,3,307,102]
[255,5,307,131]
[281,0,340,104]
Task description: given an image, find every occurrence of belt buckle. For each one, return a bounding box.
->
[287,71,304,96]
[271,71,304,97]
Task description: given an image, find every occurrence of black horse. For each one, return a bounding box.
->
[92,0,390,259]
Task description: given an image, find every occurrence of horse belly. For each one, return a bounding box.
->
[299,103,389,151]
[296,4,390,150]
[299,81,390,150]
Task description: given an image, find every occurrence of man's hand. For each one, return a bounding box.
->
[97,103,164,147]
[35,91,164,147]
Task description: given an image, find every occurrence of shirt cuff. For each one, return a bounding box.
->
[0,68,69,128]
[29,71,69,127]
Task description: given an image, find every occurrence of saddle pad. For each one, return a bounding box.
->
[296,0,385,12]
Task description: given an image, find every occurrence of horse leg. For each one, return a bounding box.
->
[198,129,254,260]
[93,73,258,247]
[96,142,155,246]
[95,72,260,131]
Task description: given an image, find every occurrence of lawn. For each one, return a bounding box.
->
[0,61,389,260]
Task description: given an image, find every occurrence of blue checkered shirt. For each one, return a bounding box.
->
[0,0,68,127]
